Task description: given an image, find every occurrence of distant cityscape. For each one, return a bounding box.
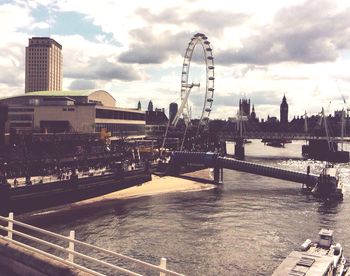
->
[1,36,349,153]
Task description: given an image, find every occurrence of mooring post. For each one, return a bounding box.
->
[159,257,167,276]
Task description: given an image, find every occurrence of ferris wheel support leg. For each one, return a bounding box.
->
[160,120,171,157]
[180,124,189,151]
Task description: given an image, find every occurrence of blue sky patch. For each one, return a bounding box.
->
[21,4,120,45]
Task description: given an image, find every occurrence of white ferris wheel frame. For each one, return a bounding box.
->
[172,33,215,127]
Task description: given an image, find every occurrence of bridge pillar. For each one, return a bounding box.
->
[213,166,223,184]
[167,164,181,176]
[234,138,245,160]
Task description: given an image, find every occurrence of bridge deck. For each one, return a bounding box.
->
[171,152,318,187]
[218,157,318,186]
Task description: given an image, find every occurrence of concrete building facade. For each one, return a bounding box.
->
[0,90,146,138]
[25,37,63,93]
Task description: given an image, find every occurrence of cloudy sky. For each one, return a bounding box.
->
[1,0,350,120]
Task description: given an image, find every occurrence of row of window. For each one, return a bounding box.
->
[8,114,33,121]
[96,109,145,121]
[95,123,145,136]
[9,108,34,112]
[10,122,32,128]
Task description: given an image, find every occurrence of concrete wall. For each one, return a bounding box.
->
[0,239,92,276]
[34,105,95,132]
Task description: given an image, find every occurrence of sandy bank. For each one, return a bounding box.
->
[21,169,216,222]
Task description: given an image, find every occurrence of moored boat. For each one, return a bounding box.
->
[302,139,350,163]
[273,229,348,276]
[312,164,344,200]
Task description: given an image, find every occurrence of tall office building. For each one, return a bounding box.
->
[169,102,178,123]
[25,37,62,93]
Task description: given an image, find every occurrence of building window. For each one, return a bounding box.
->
[95,109,145,121]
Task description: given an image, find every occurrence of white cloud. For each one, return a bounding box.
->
[1,0,350,121]
[0,3,33,35]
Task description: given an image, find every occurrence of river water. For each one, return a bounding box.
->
[34,140,350,275]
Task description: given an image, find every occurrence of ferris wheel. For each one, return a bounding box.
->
[172,33,215,127]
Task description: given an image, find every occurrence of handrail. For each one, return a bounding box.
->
[0,235,104,276]
[0,213,185,276]
[0,225,142,276]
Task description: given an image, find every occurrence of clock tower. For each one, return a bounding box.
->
[280,94,288,126]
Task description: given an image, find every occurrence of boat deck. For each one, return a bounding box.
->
[272,250,334,276]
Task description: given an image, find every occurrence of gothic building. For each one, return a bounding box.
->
[280,94,289,125]
[147,100,154,112]
[251,104,256,121]
[239,98,250,117]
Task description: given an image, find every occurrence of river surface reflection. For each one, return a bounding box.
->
[36,140,350,275]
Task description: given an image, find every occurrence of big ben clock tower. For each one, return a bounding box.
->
[280,94,288,126]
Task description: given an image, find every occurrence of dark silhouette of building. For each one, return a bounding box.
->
[0,104,8,147]
[169,102,178,123]
[239,98,250,117]
[147,100,153,112]
[280,94,288,125]
[250,104,256,121]
[145,108,169,137]
[137,101,141,110]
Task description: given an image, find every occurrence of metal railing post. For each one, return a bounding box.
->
[0,216,184,276]
[68,230,75,263]
[7,212,13,240]
[160,257,167,276]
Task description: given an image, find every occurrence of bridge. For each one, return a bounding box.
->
[220,131,350,142]
[170,151,319,189]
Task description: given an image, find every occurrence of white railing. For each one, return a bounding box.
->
[0,213,185,276]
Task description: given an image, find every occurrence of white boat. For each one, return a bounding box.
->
[273,229,348,276]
